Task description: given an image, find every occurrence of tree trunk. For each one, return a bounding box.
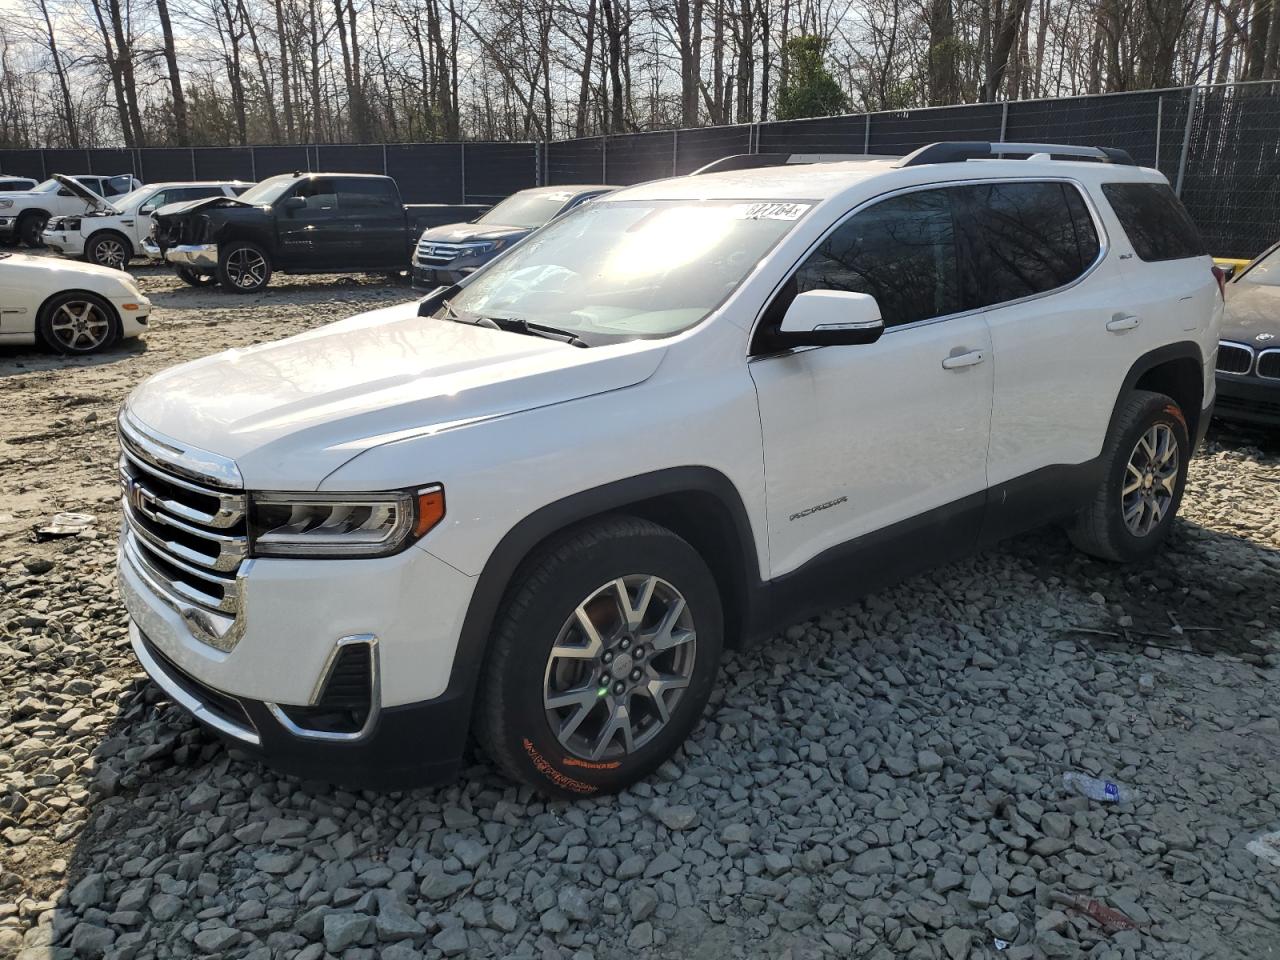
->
[982,0,1030,100]
[36,0,79,148]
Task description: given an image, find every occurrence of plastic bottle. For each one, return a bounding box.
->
[1062,771,1137,803]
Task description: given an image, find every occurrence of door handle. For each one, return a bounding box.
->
[941,350,985,370]
[1106,313,1142,332]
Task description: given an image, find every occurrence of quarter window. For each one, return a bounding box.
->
[1102,182,1205,262]
[956,181,1100,307]
[792,189,960,328]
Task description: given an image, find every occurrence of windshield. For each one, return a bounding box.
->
[478,192,576,229]
[236,176,295,206]
[1239,246,1280,287]
[32,179,63,193]
[113,187,151,210]
[445,199,809,341]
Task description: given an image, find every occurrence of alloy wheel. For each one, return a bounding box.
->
[1121,423,1178,536]
[542,575,697,762]
[226,248,267,289]
[48,300,111,352]
[94,237,127,268]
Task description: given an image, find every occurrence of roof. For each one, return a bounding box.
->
[606,154,1166,203]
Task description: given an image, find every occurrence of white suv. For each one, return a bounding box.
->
[0,174,140,246]
[116,142,1221,796]
[42,178,248,268]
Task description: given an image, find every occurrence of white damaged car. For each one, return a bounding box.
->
[0,252,151,354]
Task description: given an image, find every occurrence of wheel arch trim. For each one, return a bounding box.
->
[1110,340,1208,443]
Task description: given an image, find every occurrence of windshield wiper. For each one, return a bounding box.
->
[487,317,590,348]
[439,300,500,331]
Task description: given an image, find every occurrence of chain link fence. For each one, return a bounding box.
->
[3,83,1277,257]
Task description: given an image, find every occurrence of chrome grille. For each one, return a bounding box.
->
[1258,348,1280,380]
[1216,341,1254,375]
[118,411,247,652]
[416,241,469,265]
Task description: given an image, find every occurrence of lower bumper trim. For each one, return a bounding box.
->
[165,243,219,269]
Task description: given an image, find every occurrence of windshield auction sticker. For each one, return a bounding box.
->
[734,202,812,221]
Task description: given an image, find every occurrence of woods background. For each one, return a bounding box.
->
[2,0,1280,150]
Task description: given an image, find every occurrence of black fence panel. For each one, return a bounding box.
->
[141,149,195,182]
[194,147,254,181]
[758,114,865,153]
[870,104,1003,155]
[462,142,537,203]
[1180,84,1280,258]
[672,126,752,174]
[603,131,675,184]
[42,149,92,176]
[316,144,384,174]
[1005,92,1163,167]
[0,150,47,178]
[252,145,311,179]
[88,148,137,177]
[547,137,604,184]
[387,143,462,203]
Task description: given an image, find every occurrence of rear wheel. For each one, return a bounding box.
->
[37,291,120,355]
[176,266,217,287]
[18,212,47,247]
[217,241,272,293]
[476,516,723,797]
[86,232,132,269]
[1069,389,1190,562]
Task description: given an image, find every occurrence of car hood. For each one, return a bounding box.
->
[152,197,220,219]
[52,174,118,214]
[125,300,666,487]
[1223,282,1280,343]
[3,251,136,284]
[419,222,530,243]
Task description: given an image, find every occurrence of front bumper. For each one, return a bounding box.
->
[141,238,163,260]
[42,230,84,257]
[111,296,151,338]
[0,216,15,238]
[165,243,219,270]
[119,522,480,787]
[1214,373,1280,426]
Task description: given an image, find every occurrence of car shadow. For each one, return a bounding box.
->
[0,338,148,379]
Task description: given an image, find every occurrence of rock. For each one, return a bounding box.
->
[941,927,971,960]
[763,852,791,876]
[852,848,893,875]
[23,558,55,575]
[933,868,964,893]
[629,886,659,921]
[657,804,698,831]
[988,912,1020,940]
[721,823,751,844]
[432,927,469,956]
[323,914,372,953]
[627,922,655,950]
[490,901,519,933]
[68,873,105,910]
[967,874,993,907]
[918,749,944,773]
[644,852,681,878]
[375,907,425,942]
[540,908,568,934]
[193,927,239,954]
[419,869,471,899]
[558,886,592,922]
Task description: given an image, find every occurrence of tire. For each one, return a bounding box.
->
[85,231,132,269]
[176,266,217,287]
[476,516,723,797]
[1068,389,1191,562]
[37,291,121,355]
[216,241,272,293]
[18,212,47,247]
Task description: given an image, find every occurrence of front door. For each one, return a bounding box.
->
[749,187,994,581]
[276,178,340,268]
[334,178,404,268]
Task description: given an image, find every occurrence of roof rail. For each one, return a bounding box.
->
[691,152,892,175]
[898,141,1136,167]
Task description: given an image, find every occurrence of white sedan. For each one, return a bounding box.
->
[0,253,151,354]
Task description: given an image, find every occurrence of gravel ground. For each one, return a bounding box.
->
[2,261,1279,960]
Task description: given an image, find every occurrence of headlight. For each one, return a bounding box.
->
[0,199,12,209]
[461,241,498,255]
[63,218,81,231]
[249,486,445,558]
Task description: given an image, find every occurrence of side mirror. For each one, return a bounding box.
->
[417,283,462,316]
[139,204,155,215]
[778,289,885,347]
[282,196,306,211]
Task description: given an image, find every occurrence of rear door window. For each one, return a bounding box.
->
[956,181,1101,307]
[335,178,397,211]
[1102,182,1205,261]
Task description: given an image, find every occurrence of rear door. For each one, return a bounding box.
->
[334,178,404,268]
[276,177,339,268]
[953,180,1126,506]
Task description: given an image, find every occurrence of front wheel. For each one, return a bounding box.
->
[37,291,121,355]
[476,516,723,797]
[18,212,47,247]
[217,241,272,293]
[1069,389,1190,562]
[176,266,217,287]
[86,232,132,269]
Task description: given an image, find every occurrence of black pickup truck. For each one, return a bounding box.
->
[147,172,487,292]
